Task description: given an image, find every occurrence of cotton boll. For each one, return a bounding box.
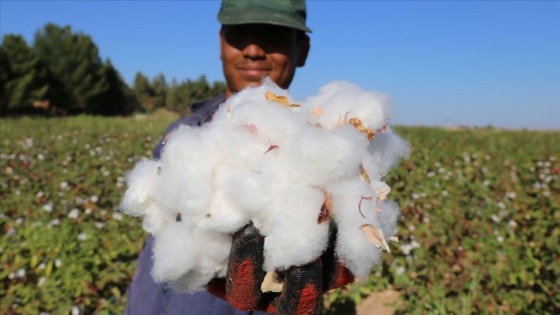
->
[335,216,384,278]
[223,171,267,215]
[155,166,212,218]
[256,185,330,271]
[156,132,215,218]
[304,81,392,131]
[182,226,232,280]
[209,123,265,170]
[225,85,304,145]
[168,230,232,293]
[303,81,358,113]
[374,199,400,240]
[215,77,301,123]
[227,99,302,147]
[261,77,297,98]
[347,90,392,130]
[330,178,399,278]
[329,177,373,225]
[336,221,383,279]
[158,124,199,159]
[152,222,200,285]
[121,158,161,216]
[328,177,384,278]
[364,129,410,178]
[231,78,291,107]
[121,79,409,291]
[199,188,248,233]
[152,222,231,293]
[370,182,394,210]
[142,202,173,235]
[278,126,367,188]
[120,159,174,235]
[196,167,251,234]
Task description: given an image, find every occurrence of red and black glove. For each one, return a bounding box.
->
[207,221,354,315]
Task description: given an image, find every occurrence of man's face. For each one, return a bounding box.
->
[220,23,310,98]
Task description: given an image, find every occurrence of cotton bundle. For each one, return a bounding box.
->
[121,78,409,292]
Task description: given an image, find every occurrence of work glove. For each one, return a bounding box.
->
[207,220,354,315]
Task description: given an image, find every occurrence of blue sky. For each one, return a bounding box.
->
[1,1,559,129]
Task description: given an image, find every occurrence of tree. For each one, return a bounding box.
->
[165,78,180,112]
[132,72,154,112]
[32,23,111,114]
[2,22,227,116]
[164,75,226,114]
[209,80,227,98]
[0,34,54,115]
[0,43,10,112]
[150,74,167,110]
[90,59,137,115]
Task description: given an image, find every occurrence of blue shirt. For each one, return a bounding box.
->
[124,94,270,315]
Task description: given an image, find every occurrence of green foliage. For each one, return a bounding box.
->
[132,72,154,112]
[1,23,226,117]
[2,119,558,314]
[1,24,134,116]
[166,75,227,115]
[149,74,167,111]
[32,23,115,114]
[89,59,137,116]
[325,127,560,314]
[0,34,51,113]
[0,46,8,105]
[1,114,178,314]
[133,72,226,115]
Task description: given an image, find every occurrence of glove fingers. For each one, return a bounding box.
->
[226,223,269,310]
[272,259,323,315]
[323,261,354,291]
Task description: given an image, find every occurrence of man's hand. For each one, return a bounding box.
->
[207,221,354,315]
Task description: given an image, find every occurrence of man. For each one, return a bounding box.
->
[125,1,351,314]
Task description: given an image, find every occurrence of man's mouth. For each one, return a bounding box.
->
[237,65,271,79]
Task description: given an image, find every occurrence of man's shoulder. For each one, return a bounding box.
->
[190,94,227,117]
[190,94,226,114]
[167,93,226,130]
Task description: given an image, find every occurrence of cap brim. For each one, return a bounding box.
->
[218,9,312,33]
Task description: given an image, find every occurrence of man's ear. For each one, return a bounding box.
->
[297,34,310,68]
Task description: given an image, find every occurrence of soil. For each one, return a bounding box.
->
[356,289,400,315]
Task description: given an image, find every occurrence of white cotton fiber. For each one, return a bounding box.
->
[278,126,366,188]
[258,185,329,271]
[121,79,409,292]
[151,222,200,283]
[304,81,392,131]
[121,158,160,216]
[196,167,250,234]
[363,129,410,178]
[328,177,381,278]
[152,222,231,293]
[141,202,172,235]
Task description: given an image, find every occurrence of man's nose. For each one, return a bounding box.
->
[240,29,267,59]
[242,41,266,59]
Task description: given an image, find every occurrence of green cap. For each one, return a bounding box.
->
[218,0,312,33]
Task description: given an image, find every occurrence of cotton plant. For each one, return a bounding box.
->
[121,78,409,292]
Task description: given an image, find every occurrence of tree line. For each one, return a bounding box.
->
[0,23,226,117]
